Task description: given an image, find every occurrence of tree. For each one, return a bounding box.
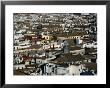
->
[74,38,76,44]
[85,47,90,55]
[37,24,42,29]
[51,36,57,41]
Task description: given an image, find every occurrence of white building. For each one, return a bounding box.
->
[42,41,61,50]
[82,42,97,48]
[14,44,31,50]
[70,49,85,55]
[68,64,85,75]
[14,56,23,64]
[16,29,26,34]
[14,40,31,50]
[14,34,24,40]
[56,66,69,75]
[14,64,25,70]
[43,63,69,75]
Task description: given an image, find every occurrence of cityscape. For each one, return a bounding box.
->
[13,13,97,76]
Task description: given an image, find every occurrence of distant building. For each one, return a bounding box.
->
[69,46,85,55]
